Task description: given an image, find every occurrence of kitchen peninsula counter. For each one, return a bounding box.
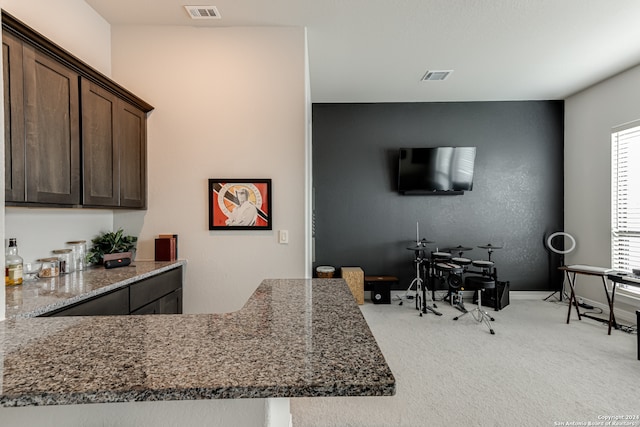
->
[5,260,186,319]
[0,278,395,407]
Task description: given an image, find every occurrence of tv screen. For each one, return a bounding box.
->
[398,147,476,194]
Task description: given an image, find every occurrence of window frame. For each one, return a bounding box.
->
[611,120,640,295]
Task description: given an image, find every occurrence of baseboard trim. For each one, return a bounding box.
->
[510,291,551,300]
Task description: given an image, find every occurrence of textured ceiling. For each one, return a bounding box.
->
[85,0,640,102]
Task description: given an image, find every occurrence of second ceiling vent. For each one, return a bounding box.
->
[421,70,453,82]
[184,5,221,20]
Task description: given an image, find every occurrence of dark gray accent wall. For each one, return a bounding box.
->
[312,101,564,291]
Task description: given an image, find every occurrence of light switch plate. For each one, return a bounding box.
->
[279,230,289,244]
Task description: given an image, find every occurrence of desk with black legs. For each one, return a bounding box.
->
[559,265,617,335]
[606,273,640,360]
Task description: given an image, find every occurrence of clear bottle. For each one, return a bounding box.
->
[5,238,24,286]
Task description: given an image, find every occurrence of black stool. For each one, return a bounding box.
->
[453,275,496,335]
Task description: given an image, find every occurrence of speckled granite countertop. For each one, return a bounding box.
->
[0,278,395,406]
[5,260,186,319]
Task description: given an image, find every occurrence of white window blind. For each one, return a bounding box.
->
[611,122,640,276]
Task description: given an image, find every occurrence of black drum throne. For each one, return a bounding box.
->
[433,245,473,311]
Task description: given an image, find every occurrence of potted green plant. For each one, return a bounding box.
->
[87,228,138,265]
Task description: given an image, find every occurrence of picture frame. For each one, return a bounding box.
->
[209,179,272,230]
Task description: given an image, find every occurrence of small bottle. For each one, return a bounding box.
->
[5,238,24,286]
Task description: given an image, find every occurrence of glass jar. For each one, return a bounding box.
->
[38,258,60,278]
[52,249,74,274]
[67,240,87,271]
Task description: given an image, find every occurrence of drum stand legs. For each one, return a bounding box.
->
[417,276,442,317]
[453,288,495,334]
[419,265,442,317]
[397,274,417,306]
[398,250,442,316]
[396,248,424,306]
[409,259,441,317]
[451,290,467,314]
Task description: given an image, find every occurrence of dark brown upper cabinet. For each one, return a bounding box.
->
[4,30,80,205]
[118,102,147,208]
[24,44,81,205]
[2,12,153,209]
[3,31,25,202]
[81,80,147,208]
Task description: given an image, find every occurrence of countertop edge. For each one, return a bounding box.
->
[13,260,187,319]
[1,383,396,407]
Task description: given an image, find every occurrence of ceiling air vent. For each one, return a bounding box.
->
[421,70,453,82]
[184,5,221,20]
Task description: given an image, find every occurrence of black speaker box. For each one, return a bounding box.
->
[474,281,510,311]
[104,257,132,269]
[371,283,391,304]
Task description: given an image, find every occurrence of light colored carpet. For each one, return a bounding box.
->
[290,292,639,427]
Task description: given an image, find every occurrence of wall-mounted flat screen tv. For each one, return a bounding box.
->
[398,147,476,194]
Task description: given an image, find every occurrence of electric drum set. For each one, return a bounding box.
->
[401,239,503,317]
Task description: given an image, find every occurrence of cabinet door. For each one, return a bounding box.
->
[159,288,182,314]
[118,101,147,208]
[3,31,25,202]
[130,289,182,315]
[130,299,160,315]
[81,79,119,206]
[81,78,146,209]
[23,45,80,205]
[129,267,182,313]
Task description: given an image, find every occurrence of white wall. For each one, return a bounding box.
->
[4,208,113,263]
[0,0,111,75]
[565,64,640,315]
[1,2,308,424]
[110,24,307,313]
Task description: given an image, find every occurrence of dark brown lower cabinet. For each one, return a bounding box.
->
[130,269,183,315]
[42,267,183,317]
[43,287,130,317]
[130,289,183,315]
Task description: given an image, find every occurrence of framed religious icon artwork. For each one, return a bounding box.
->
[208,179,272,230]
